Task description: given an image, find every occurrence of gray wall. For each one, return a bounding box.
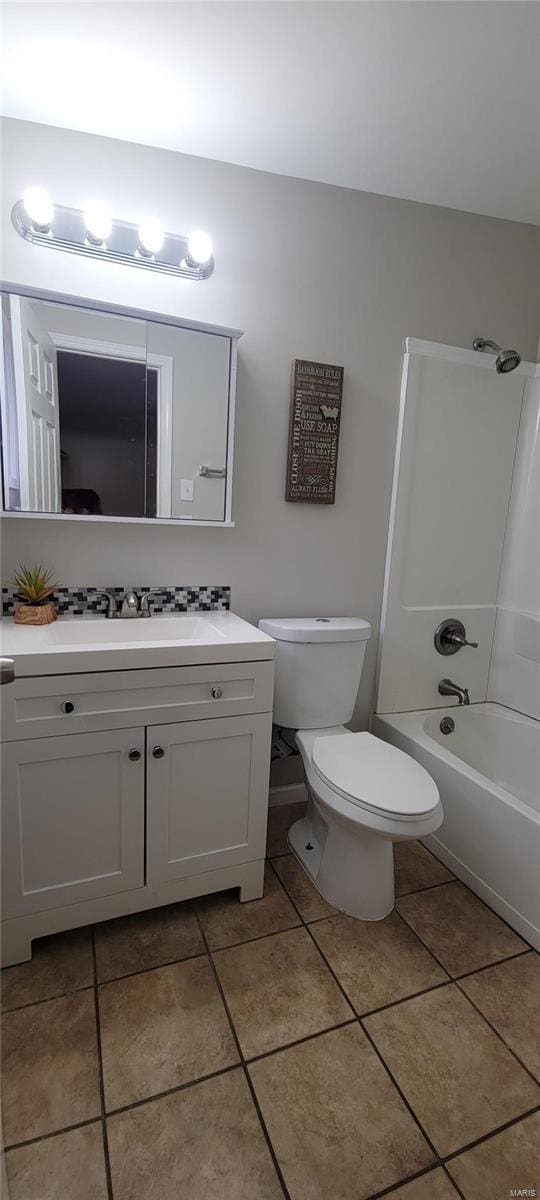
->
[2,117,539,745]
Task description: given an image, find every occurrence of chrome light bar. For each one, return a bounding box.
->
[11,199,215,281]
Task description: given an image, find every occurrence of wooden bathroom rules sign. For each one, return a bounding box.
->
[285,359,344,503]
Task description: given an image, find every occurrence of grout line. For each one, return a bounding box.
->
[105,1062,241,1119]
[364,1161,461,1200]
[4,1117,102,1155]
[355,978,451,1020]
[91,930,114,1200]
[453,947,533,982]
[442,1103,540,1166]
[193,909,293,1200]
[441,1164,468,1200]
[360,1018,443,1164]
[244,1018,358,1066]
[395,878,456,899]
[95,947,208,990]
[1,982,95,1016]
[454,978,540,1087]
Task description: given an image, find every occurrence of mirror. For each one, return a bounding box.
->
[0,290,240,523]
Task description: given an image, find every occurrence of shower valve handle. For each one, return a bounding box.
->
[434,619,478,655]
[448,632,478,650]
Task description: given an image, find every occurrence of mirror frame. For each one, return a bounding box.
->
[0,282,243,527]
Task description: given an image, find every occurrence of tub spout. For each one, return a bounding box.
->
[438,678,470,705]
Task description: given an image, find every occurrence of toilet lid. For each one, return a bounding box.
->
[311,732,439,820]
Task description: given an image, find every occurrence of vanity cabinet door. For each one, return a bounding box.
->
[146,713,272,884]
[1,728,145,918]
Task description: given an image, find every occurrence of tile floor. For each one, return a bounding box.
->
[2,799,539,1200]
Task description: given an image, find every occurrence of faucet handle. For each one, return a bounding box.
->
[90,590,118,618]
[139,588,164,617]
[449,632,478,650]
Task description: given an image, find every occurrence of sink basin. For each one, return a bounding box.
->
[46,615,227,645]
[1,610,275,676]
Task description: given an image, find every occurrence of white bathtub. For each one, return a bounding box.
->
[373,703,540,949]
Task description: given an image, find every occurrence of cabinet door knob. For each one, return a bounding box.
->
[152,746,165,759]
[211,686,223,700]
[61,700,75,714]
[128,748,141,762]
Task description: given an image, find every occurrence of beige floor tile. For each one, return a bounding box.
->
[249,1023,434,1200]
[6,1123,108,1200]
[447,1111,540,1200]
[1,928,93,1011]
[394,842,454,897]
[99,956,238,1109]
[266,801,307,857]
[397,882,526,976]
[215,926,353,1058]
[271,854,337,921]
[108,1068,283,1200]
[364,984,540,1155]
[196,863,300,950]
[386,1168,460,1199]
[459,952,540,1078]
[311,911,448,1013]
[94,900,204,982]
[1,990,101,1144]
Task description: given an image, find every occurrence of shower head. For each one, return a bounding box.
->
[473,337,521,374]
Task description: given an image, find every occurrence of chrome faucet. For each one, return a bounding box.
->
[91,588,162,618]
[438,678,470,705]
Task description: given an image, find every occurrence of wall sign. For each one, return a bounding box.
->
[285,359,344,504]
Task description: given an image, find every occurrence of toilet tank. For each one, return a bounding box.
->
[258,617,371,729]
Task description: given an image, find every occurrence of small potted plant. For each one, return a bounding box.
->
[12,564,59,625]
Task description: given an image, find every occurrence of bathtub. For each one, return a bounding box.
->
[373,703,540,949]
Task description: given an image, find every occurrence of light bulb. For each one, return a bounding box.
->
[138,217,164,256]
[83,201,112,245]
[22,186,54,230]
[187,230,214,266]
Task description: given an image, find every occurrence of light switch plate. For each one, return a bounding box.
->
[180,479,194,502]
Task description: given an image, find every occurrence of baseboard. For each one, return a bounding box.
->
[268,783,308,808]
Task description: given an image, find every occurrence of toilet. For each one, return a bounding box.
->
[259,617,443,920]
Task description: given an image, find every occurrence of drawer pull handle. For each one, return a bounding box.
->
[61,700,75,714]
[152,746,165,759]
[211,686,223,700]
[128,748,141,762]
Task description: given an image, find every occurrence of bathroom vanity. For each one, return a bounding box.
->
[0,613,275,966]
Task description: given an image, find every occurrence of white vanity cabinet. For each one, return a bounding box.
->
[0,641,274,967]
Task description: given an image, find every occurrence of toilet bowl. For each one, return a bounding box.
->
[291,726,442,920]
[259,616,443,921]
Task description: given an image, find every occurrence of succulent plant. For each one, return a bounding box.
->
[12,563,59,605]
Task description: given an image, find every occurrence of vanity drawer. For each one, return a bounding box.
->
[1,661,274,741]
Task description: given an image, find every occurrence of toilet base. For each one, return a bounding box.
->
[288,812,395,921]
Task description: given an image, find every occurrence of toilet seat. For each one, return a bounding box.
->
[311,731,439,822]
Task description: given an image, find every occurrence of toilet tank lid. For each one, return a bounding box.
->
[258,617,371,643]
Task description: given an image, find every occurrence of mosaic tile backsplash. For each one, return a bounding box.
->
[2,585,231,617]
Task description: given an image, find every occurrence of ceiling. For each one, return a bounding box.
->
[2,1,539,224]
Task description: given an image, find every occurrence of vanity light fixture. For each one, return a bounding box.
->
[12,191,215,280]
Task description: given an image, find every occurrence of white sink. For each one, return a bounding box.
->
[1,611,275,676]
[46,615,228,645]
